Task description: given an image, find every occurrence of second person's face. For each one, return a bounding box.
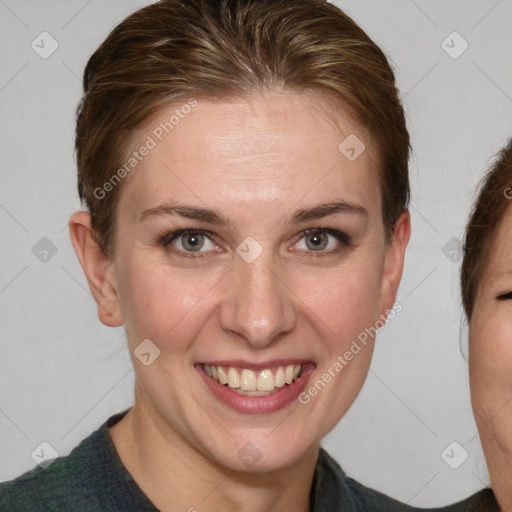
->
[470,205,512,509]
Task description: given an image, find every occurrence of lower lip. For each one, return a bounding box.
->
[196,364,315,414]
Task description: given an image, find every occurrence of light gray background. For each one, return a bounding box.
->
[1,0,511,508]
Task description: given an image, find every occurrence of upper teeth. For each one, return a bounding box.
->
[203,364,303,392]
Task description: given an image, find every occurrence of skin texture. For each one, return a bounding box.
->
[469,205,512,512]
[69,88,410,512]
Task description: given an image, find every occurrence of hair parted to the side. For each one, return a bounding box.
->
[75,0,410,258]
[461,139,512,321]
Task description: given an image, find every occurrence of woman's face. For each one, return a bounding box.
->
[102,89,409,472]
[469,205,512,505]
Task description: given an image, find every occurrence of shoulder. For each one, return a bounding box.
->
[430,488,500,511]
[0,440,97,510]
[0,410,136,511]
[344,475,423,511]
[316,449,424,511]
[346,473,499,512]
[317,450,499,512]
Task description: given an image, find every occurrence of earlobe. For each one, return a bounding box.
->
[68,211,123,327]
[379,209,411,316]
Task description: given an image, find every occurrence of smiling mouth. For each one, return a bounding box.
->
[202,363,304,396]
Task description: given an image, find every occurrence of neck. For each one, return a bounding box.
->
[486,455,512,511]
[109,391,318,512]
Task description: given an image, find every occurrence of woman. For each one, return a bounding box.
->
[0,0,424,510]
[457,139,512,511]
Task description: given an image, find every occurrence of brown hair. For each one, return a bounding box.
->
[461,139,512,320]
[75,0,410,258]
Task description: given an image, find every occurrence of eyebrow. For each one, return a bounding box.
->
[138,200,368,226]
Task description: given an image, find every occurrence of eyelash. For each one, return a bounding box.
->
[497,291,512,301]
[157,227,352,260]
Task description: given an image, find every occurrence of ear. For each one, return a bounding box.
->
[68,211,123,327]
[378,209,411,316]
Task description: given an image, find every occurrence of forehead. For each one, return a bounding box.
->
[482,204,512,281]
[117,88,380,222]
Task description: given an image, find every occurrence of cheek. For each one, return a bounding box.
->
[117,246,383,350]
[294,256,383,340]
[470,309,512,415]
[470,307,512,464]
[117,256,221,343]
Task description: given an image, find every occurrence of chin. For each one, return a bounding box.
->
[203,429,319,474]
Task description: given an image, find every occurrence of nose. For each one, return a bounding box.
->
[218,252,297,349]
